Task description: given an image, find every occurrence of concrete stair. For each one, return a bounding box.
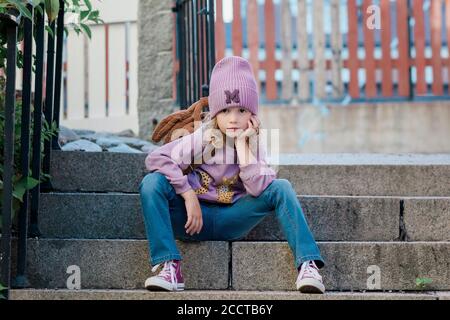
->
[8,239,450,291]
[10,289,450,300]
[7,151,450,300]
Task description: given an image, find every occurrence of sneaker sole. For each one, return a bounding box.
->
[145,278,185,292]
[296,278,325,294]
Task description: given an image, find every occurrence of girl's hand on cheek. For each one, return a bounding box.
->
[236,116,259,142]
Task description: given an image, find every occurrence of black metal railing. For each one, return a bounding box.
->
[1,1,65,300]
[0,7,20,301]
[173,0,216,109]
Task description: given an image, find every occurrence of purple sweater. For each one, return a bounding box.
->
[145,127,277,204]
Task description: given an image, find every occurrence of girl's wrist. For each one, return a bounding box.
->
[235,137,247,147]
[181,189,197,201]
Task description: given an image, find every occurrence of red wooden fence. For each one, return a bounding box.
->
[175,0,450,103]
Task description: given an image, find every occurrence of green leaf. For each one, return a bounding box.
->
[35,3,43,15]
[83,0,91,11]
[12,185,25,201]
[11,175,38,202]
[7,0,33,20]
[79,9,89,21]
[415,277,433,288]
[73,25,81,35]
[25,176,40,189]
[44,0,59,22]
[0,281,6,300]
[80,22,91,39]
[45,25,54,37]
[30,0,45,8]
[88,9,98,20]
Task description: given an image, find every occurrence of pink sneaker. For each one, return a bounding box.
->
[145,260,185,291]
[296,260,325,294]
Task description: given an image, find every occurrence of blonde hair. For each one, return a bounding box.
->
[198,110,261,162]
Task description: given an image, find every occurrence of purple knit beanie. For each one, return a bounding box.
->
[208,56,259,119]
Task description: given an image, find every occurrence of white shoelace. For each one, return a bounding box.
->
[298,260,322,281]
[152,260,177,288]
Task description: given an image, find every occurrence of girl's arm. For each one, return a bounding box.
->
[145,127,204,195]
[236,137,277,197]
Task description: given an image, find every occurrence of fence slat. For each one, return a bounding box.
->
[129,22,138,116]
[232,0,243,56]
[330,0,343,98]
[173,12,177,101]
[88,25,106,118]
[264,0,277,100]
[313,0,326,99]
[445,0,450,87]
[380,0,393,96]
[396,0,410,97]
[202,0,449,103]
[412,0,427,95]
[247,0,260,93]
[105,24,110,113]
[446,0,450,88]
[66,32,85,119]
[430,0,444,95]
[202,0,208,90]
[362,0,377,98]
[281,0,293,100]
[108,23,127,116]
[347,0,359,98]
[297,0,309,101]
[215,0,225,61]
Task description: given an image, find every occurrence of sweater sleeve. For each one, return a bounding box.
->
[238,140,277,197]
[145,127,204,194]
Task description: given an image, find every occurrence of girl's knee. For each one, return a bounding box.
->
[268,178,292,191]
[139,172,169,193]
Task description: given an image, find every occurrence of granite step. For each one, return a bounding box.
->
[49,151,450,196]
[9,289,450,300]
[6,239,450,291]
[38,193,450,241]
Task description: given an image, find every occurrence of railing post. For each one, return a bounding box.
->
[173,0,187,108]
[13,3,34,289]
[174,0,215,109]
[207,0,215,82]
[52,0,66,151]
[41,18,57,191]
[29,3,46,238]
[0,8,19,300]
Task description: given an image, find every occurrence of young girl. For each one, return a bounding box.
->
[139,56,326,294]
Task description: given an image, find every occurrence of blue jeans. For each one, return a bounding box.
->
[139,172,325,270]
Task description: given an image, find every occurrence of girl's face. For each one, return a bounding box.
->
[216,107,253,138]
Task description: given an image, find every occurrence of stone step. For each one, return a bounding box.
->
[232,241,450,291]
[38,193,398,241]
[38,193,450,241]
[10,289,450,300]
[50,151,450,196]
[8,239,450,291]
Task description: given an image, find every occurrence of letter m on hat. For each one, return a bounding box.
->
[224,89,240,104]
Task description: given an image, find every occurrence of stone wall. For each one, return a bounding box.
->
[137,0,177,141]
[259,101,450,153]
